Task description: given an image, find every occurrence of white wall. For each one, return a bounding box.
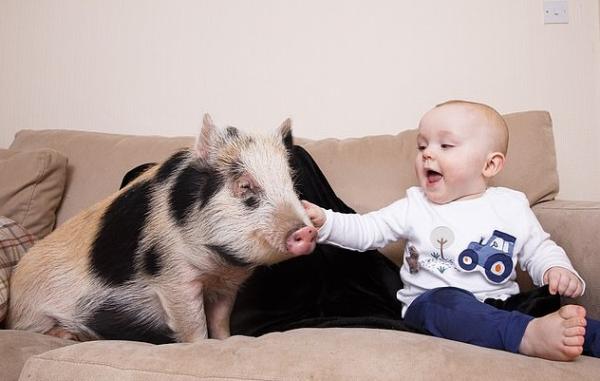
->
[1,0,599,201]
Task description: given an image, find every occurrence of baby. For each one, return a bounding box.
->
[303,100,599,360]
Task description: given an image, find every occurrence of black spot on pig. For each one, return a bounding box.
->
[90,180,152,286]
[206,244,251,267]
[169,163,223,225]
[86,299,175,344]
[156,150,188,184]
[142,244,162,276]
[226,126,239,138]
[120,163,157,189]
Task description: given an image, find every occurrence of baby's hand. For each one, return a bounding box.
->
[301,200,326,229]
[543,267,584,298]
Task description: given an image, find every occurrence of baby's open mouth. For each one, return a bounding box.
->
[426,169,442,183]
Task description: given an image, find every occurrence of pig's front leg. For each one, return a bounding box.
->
[157,280,208,342]
[204,291,238,339]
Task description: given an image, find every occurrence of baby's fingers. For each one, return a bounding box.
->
[301,200,314,211]
[563,277,584,298]
[556,273,572,295]
[301,200,318,217]
[546,270,561,295]
[301,200,324,227]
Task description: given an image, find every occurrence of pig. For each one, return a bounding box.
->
[6,114,317,343]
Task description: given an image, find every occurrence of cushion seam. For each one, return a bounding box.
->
[26,355,291,381]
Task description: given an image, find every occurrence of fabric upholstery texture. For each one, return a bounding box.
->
[0,148,68,239]
[0,330,73,381]
[19,328,600,381]
[0,217,36,323]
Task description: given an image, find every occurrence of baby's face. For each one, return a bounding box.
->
[415,104,494,204]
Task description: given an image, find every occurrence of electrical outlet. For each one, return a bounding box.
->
[544,0,569,24]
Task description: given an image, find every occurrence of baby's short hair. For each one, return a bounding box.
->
[436,100,509,155]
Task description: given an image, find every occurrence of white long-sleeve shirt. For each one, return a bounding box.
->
[318,187,585,316]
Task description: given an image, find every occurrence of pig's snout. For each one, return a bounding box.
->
[286,226,317,255]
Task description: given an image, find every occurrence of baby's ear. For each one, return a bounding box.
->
[482,152,505,178]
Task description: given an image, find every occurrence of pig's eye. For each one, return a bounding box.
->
[235,178,261,209]
[233,175,259,200]
[238,180,253,193]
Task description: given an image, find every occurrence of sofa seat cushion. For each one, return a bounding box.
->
[0,217,37,323]
[19,328,600,381]
[0,148,68,239]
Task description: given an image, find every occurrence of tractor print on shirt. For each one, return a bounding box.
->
[457,230,516,283]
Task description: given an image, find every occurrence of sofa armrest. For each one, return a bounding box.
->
[532,199,600,319]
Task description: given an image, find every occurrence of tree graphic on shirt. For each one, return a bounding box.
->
[430,226,454,260]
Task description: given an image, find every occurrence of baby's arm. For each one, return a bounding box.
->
[301,198,410,252]
[543,267,584,298]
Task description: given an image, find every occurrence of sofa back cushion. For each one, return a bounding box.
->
[0,148,68,239]
[302,110,558,214]
[9,110,558,227]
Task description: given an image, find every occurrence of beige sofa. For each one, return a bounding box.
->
[1,110,600,380]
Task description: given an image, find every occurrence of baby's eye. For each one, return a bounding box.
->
[417,145,426,151]
[441,144,454,149]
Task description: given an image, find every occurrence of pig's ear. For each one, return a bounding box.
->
[194,113,217,161]
[277,118,293,152]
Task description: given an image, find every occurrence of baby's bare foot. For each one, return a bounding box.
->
[519,305,586,361]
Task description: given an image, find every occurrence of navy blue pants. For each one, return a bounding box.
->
[404,287,600,357]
